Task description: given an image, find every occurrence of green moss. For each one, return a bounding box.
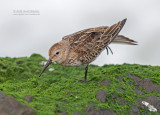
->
[0,53,160,114]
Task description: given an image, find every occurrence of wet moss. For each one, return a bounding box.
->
[0,53,160,114]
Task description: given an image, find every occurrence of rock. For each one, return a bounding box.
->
[112,94,119,99]
[117,97,127,105]
[85,103,117,115]
[0,96,35,115]
[136,96,160,111]
[98,79,110,87]
[130,106,140,115]
[85,103,99,115]
[112,94,128,105]
[116,88,124,93]
[134,89,144,95]
[96,90,108,103]
[116,77,124,83]
[25,95,33,102]
[128,74,141,83]
[0,92,6,99]
[138,78,160,93]
[100,110,117,115]
[128,74,160,93]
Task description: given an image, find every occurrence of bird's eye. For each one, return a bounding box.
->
[56,52,59,55]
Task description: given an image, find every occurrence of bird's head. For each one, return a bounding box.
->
[39,42,68,77]
[48,43,66,64]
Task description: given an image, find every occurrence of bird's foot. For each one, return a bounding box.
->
[75,78,86,83]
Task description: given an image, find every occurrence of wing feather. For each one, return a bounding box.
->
[63,19,127,64]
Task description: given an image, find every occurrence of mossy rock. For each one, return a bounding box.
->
[0,54,160,115]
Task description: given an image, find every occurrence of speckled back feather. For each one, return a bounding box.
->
[63,19,127,64]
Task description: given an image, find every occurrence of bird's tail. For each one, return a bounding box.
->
[101,18,127,45]
[112,35,137,45]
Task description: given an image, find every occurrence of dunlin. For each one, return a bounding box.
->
[39,18,137,82]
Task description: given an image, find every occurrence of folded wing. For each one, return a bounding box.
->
[63,19,129,64]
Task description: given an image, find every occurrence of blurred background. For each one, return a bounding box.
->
[0,0,160,66]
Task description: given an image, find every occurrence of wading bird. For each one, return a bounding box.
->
[39,18,137,82]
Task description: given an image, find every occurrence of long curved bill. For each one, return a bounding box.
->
[39,59,52,77]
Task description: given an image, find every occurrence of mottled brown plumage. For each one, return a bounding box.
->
[39,18,137,82]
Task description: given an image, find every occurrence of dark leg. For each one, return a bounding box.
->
[75,64,89,83]
[84,64,89,82]
[106,47,109,55]
[107,46,113,55]
[106,46,113,55]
